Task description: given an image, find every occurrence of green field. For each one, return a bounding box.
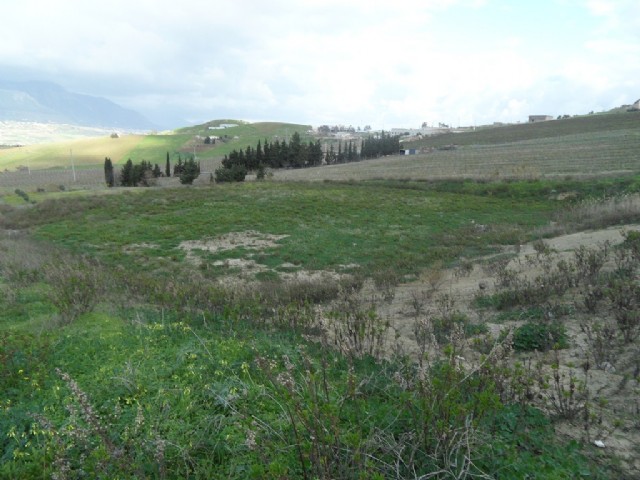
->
[0,120,312,171]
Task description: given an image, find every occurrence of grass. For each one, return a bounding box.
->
[14,181,555,279]
[2,175,632,478]
[0,135,147,169]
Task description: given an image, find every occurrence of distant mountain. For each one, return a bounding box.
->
[0,80,156,130]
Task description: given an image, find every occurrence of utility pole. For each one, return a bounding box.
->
[70,149,77,182]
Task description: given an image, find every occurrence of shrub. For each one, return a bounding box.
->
[215,164,247,183]
[606,278,640,343]
[512,322,567,352]
[14,189,30,202]
[44,256,104,324]
[179,158,201,185]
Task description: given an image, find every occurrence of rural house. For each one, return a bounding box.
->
[528,115,554,123]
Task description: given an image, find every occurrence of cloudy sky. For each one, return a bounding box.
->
[2,0,639,129]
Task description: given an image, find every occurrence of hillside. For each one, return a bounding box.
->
[274,111,640,182]
[0,120,313,172]
[405,110,640,148]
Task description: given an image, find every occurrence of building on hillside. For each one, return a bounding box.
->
[400,148,418,155]
[528,115,554,123]
[391,126,446,137]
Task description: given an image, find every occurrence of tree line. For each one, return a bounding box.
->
[104,154,200,187]
[215,131,401,182]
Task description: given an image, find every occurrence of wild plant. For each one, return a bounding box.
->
[578,283,605,313]
[571,242,609,289]
[541,353,589,420]
[579,318,617,368]
[372,267,399,303]
[421,260,446,293]
[33,369,164,479]
[270,301,319,333]
[621,230,640,262]
[253,352,370,479]
[606,277,640,343]
[44,255,104,324]
[0,238,49,286]
[454,258,474,279]
[413,315,437,368]
[407,289,431,319]
[326,291,391,359]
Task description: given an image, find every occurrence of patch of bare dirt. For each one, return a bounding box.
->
[178,230,289,266]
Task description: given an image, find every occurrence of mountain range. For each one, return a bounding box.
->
[0,80,155,130]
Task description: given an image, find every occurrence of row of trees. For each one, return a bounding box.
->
[215,131,401,182]
[104,155,200,187]
[221,132,323,172]
[104,131,401,186]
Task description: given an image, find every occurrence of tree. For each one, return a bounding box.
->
[179,157,200,185]
[308,140,323,166]
[175,156,184,176]
[120,159,134,186]
[165,152,171,177]
[104,157,114,187]
[215,164,246,183]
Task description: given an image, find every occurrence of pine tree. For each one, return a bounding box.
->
[165,152,171,177]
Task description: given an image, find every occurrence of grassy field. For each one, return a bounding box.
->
[0,120,313,173]
[13,182,557,276]
[4,177,635,478]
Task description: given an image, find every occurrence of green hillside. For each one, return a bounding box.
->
[0,120,312,170]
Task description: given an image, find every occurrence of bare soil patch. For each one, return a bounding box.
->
[374,224,640,474]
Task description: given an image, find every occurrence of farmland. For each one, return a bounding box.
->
[1,113,640,478]
[0,120,312,173]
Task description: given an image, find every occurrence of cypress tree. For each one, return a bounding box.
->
[120,159,133,186]
[165,152,171,177]
[103,157,114,187]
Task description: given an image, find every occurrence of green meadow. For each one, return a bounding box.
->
[3,174,640,478]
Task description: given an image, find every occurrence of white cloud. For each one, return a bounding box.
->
[1,0,638,128]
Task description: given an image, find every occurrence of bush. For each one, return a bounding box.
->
[215,165,247,183]
[179,158,201,185]
[14,189,30,202]
[512,321,568,351]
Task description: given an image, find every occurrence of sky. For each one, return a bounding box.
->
[1,0,639,129]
